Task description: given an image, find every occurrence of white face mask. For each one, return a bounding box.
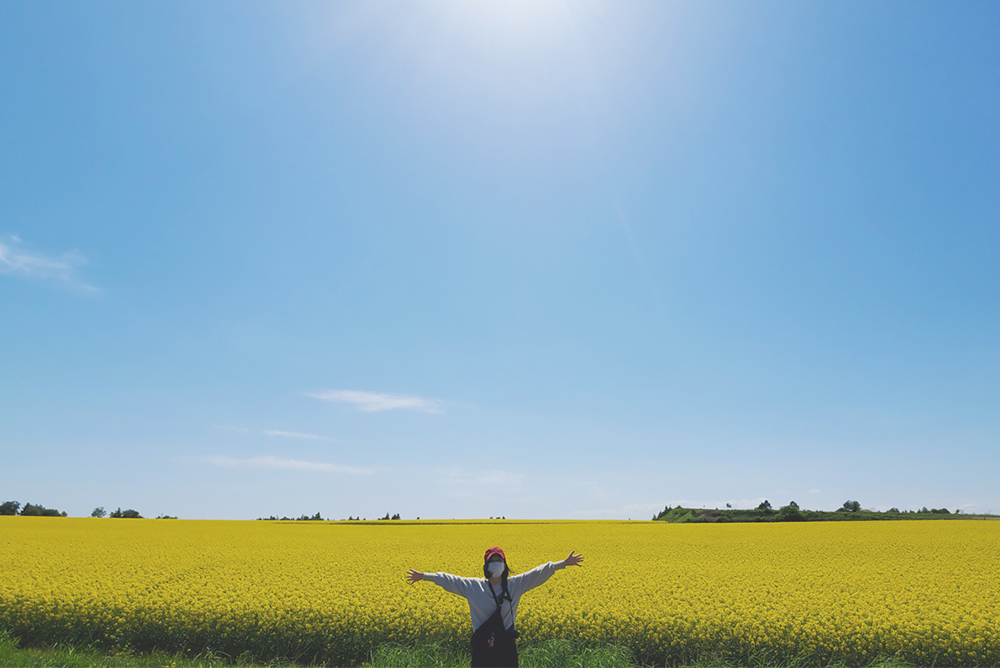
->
[487,561,505,578]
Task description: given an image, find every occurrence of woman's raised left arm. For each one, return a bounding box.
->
[511,551,585,595]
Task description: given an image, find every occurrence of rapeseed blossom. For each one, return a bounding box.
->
[0,517,997,666]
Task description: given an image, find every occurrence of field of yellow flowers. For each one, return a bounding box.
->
[1,517,998,666]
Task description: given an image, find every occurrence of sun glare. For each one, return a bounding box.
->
[437,0,592,55]
[459,0,571,38]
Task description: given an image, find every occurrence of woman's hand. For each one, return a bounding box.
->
[406,568,424,584]
[563,551,584,568]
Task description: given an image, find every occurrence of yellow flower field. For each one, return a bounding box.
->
[1,517,997,666]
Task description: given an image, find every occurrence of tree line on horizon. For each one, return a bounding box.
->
[9,496,980,524]
[653,499,972,523]
[1,501,177,519]
[254,512,407,521]
[0,501,67,517]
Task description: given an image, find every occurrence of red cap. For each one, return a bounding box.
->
[484,546,506,564]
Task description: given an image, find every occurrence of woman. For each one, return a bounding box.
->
[406,547,584,667]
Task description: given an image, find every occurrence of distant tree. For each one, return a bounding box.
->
[930,508,950,514]
[0,501,20,516]
[726,503,732,509]
[840,500,861,513]
[391,513,400,520]
[887,507,900,514]
[20,502,62,517]
[778,501,804,522]
[20,503,40,516]
[110,508,143,518]
[92,507,107,518]
[155,515,178,519]
[756,500,772,511]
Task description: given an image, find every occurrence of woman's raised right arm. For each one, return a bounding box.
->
[407,569,478,597]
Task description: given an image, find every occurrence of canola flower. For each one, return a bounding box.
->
[1,517,998,666]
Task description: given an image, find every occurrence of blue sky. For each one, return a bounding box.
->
[2,1,998,520]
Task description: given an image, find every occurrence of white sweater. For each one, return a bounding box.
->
[426,561,565,631]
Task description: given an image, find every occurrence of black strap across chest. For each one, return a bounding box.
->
[488,581,512,628]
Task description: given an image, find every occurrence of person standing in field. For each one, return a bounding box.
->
[406,547,584,668]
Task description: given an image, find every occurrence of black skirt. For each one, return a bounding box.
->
[470,607,518,668]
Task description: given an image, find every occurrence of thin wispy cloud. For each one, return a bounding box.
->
[439,466,525,499]
[264,430,337,442]
[569,502,662,519]
[0,235,99,293]
[212,426,337,441]
[202,455,371,475]
[307,389,443,413]
[477,470,525,488]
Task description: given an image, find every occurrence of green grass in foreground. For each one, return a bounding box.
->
[1,630,633,668]
[360,641,921,668]
[362,638,634,667]
[0,629,258,668]
[1,631,921,668]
